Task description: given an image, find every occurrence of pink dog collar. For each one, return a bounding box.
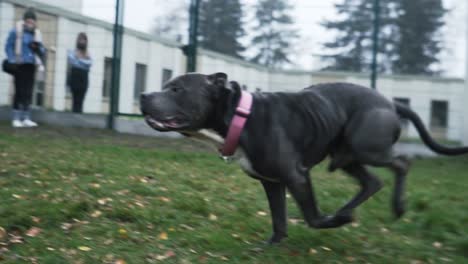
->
[220,91,253,157]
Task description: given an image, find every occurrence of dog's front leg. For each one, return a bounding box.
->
[261,180,288,244]
[284,170,323,228]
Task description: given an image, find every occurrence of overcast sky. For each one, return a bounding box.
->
[82,0,467,78]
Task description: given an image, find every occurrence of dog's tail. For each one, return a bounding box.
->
[395,102,468,155]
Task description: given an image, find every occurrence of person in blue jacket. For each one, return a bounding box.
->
[5,8,46,127]
[67,32,92,113]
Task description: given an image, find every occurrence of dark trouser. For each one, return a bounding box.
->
[13,64,36,111]
[69,67,89,113]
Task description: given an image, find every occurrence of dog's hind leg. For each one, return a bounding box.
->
[314,163,383,228]
[261,180,288,244]
[387,155,411,218]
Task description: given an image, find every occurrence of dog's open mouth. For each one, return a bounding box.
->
[144,115,189,131]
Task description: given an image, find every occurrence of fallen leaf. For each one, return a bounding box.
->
[91,210,102,218]
[26,227,42,237]
[346,256,355,262]
[97,198,113,205]
[433,241,443,249]
[209,214,218,221]
[309,248,317,255]
[118,229,128,238]
[12,194,24,199]
[104,239,114,245]
[351,222,360,228]
[180,224,194,231]
[31,216,41,223]
[47,247,55,251]
[155,250,176,261]
[158,197,171,203]
[9,235,24,244]
[158,232,168,240]
[289,218,301,225]
[165,251,175,258]
[61,223,73,231]
[114,259,126,264]
[78,246,91,251]
[321,246,332,251]
[380,227,389,233]
[89,183,101,188]
[0,227,7,242]
[288,250,301,256]
[256,211,267,216]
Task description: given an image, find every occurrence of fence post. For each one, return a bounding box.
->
[370,0,380,89]
[186,0,200,73]
[108,0,125,129]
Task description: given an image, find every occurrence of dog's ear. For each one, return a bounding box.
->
[208,72,228,87]
[229,81,242,96]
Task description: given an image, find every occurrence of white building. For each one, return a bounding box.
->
[0,0,467,144]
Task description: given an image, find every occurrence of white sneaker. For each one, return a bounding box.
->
[12,120,25,128]
[22,119,38,127]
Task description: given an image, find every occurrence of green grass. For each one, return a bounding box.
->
[398,136,461,146]
[0,123,467,263]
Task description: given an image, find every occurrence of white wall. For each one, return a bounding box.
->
[463,3,468,145]
[197,50,270,92]
[269,71,312,92]
[0,2,15,106]
[52,17,113,113]
[36,0,82,13]
[116,34,186,114]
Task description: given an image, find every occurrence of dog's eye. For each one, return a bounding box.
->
[171,87,182,93]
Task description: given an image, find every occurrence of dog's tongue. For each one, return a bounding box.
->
[166,120,179,127]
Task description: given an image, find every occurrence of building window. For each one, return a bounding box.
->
[33,82,45,107]
[430,100,448,138]
[162,68,173,86]
[134,63,147,101]
[102,57,113,98]
[393,97,410,135]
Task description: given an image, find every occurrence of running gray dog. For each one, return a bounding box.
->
[140,72,468,244]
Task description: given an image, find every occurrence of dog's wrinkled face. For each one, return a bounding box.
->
[140,72,230,132]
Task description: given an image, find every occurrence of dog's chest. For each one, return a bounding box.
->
[185,129,278,182]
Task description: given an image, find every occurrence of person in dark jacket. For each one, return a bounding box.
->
[67,32,92,113]
[4,8,46,127]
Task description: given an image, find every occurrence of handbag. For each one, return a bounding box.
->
[2,59,17,75]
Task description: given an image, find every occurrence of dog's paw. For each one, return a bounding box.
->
[392,199,406,219]
[312,214,353,229]
[265,233,288,245]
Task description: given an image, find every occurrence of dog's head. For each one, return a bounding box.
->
[140,72,241,132]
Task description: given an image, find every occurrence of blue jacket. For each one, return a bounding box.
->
[4,28,46,64]
[68,50,92,71]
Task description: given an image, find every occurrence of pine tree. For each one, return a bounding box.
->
[198,0,245,58]
[250,0,298,68]
[321,0,446,75]
[152,2,188,43]
[321,0,396,73]
[392,0,446,75]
